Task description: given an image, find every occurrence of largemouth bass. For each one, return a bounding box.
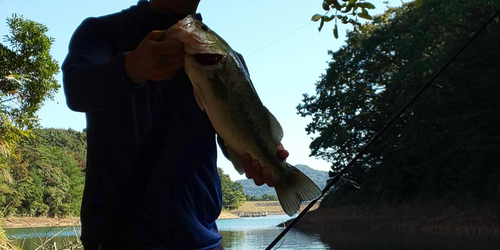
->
[167,15,321,216]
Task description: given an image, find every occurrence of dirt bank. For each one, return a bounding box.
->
[1,210,241,229]
[218,210,240,219]
[231,201,319,215]
[286,201,500,238]
[1,217,80,229]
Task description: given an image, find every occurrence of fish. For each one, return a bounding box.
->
[166,15,322,216]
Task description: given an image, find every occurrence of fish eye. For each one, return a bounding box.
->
[201,25,209,31]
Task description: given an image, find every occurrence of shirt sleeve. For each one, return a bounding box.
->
[62,17,139,113]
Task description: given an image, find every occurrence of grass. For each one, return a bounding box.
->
[1,222,82,250]
[0,224,18,250]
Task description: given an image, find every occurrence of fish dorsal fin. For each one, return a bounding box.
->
[265,106,284,145]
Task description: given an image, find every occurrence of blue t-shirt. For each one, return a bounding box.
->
[62,1,223,249]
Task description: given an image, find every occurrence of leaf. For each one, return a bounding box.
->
[318,17,325,31]
[358,9,373,20]
[0,166,13,184]
[342,3,354,13]
[333,24,339,39]
[414,0,423,8]
[322,1,330,11]
[357,12,373,20]
[332,0,343,10]
[312,14,323,22]
[324,15,336,22]
[348,19,361,26]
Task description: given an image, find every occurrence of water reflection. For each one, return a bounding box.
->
[217,215,329,249]
[303,227,499,250]
[220,228,328,249]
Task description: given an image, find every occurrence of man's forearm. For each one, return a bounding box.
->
[62,18,139,113]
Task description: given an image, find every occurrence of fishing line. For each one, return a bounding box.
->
[245,22,313,58]
[265,8,500,250]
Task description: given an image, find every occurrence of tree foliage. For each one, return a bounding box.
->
[0,14,59,171]
[245,194,278,201]
[218,168,246,210]
[0,128,86,217]
[312,0,423,38]
[299,0,500,205]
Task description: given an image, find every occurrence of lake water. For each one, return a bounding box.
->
[5,215,499,249]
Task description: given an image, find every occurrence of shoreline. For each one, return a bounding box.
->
[1,217,81,229]
[0,201,295,229]
[286,201,500,238]
[1,210,241,229]
[1,214,239,229]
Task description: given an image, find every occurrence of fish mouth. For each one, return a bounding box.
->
[193,53,224,66]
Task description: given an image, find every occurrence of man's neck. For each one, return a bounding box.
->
[149,0,199,16]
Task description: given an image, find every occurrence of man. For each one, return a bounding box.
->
[62,0,288,249]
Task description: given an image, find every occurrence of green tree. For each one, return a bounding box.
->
[218,168,246,210]
[261,194,278,201]
[1,129,85,217]
[312,0,422,38]
[299,0,500,205]
[0,14,59,173]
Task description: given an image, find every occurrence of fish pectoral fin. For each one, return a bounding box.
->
[226,145,246,175]
[274,163,322,216]
[210,73,228,101]
[192,84,206,111]
[265,106,284,145]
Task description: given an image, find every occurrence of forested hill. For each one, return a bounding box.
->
[236,165,329,197]
[0,128,248,217]
[298,0,500,206]
[0,128,86,217]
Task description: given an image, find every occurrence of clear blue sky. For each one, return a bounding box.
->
[0,0,402,181]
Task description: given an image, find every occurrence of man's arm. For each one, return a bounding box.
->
[62,18,136,112]
[62,18,184,112]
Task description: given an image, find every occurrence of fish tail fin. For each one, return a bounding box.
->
[275,163,322,216]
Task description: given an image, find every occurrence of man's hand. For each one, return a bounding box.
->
[124,30,184,84]
[242,144,289,187]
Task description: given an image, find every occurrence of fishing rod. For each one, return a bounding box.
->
[265,8,500,250]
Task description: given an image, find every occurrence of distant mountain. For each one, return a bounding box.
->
[236,164,329,197]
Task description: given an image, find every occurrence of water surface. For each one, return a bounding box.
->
[5,215,498,249]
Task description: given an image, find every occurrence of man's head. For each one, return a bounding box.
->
[149,0,201,16]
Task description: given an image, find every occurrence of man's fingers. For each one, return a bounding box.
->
[146,30,167,41]
[156,40,184,55]
[243,154,253,179]
[276,144,289,160]
[243,153,275,187]
[278,149,289,160]
[262,168,274,187]
[150,58,184,81]
[251,160,264,186]
[156,52,184,68]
